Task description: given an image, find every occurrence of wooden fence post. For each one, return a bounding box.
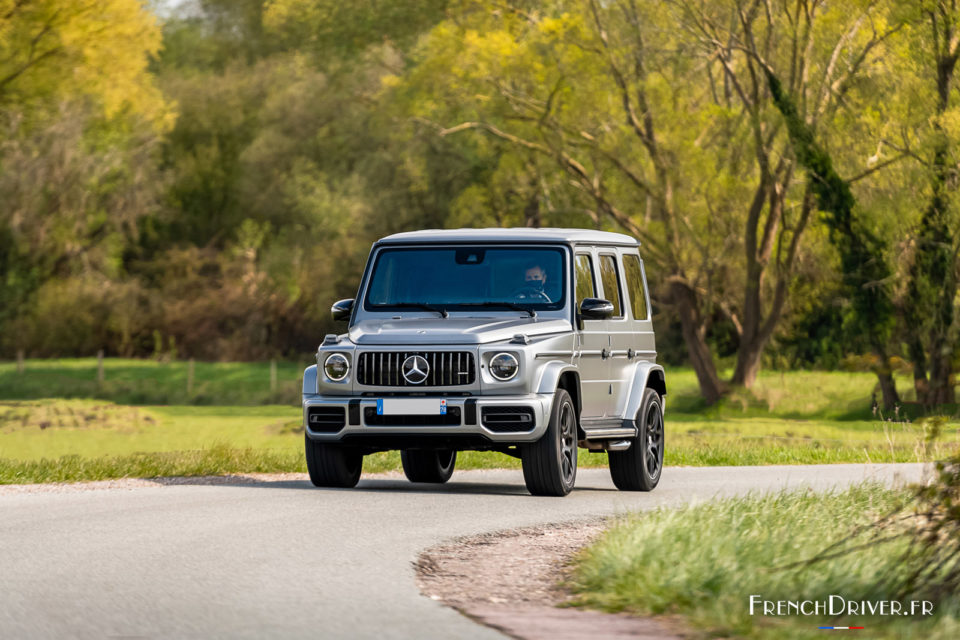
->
[97,350,104,386]
[270,359,278,394]
[16,349,24,374]
[187,358,195,395]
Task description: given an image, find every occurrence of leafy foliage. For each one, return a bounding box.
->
[0,0,957,407]
[766,69,899,406]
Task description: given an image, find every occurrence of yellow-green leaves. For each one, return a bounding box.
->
[0,0,171,130]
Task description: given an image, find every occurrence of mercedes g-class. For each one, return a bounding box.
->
[302,228,665,496]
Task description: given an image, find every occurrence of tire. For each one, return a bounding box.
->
[400,449,457,483]
[609,388,664,491]
[304,433,363,488]
[521,388,578,496]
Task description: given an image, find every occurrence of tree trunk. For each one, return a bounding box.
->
[904,18,960,408]
[731,179,803,389]
[670,278,725,404]
[523,176,542,227]
[871,340,901,411]
[732,183,768,389]
[875,364,901,411]
[905,139,957,407]
[927,218,958,405]
[929,330,957,405]
[732,338,764,389]
[907,333,930,404]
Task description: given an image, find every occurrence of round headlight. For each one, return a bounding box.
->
[489,352,519,381]
[323,353,349,381]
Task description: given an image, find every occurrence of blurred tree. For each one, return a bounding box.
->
[394,0,901,402]
[766,68,902,409]
[134,0,475,357]
[0,0,171,129]
[0,0,171,356]
[900,0,960,405]
[264,0,449,61]
[157,0,279,71]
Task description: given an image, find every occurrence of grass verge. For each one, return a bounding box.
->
[570,486,960,639]
[0,443,528,485]
[1,394,956,484]
[1,362,958,484]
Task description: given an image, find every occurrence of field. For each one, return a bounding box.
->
[570,486,960,639]
[0,359,958,483]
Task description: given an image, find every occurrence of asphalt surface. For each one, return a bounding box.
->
[0,463,925,639]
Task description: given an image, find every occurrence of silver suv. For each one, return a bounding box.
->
[302,228,666,496]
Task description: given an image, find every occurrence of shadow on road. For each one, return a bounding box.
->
[143,474,618,496]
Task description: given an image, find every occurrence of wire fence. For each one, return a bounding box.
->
[1,352,312,407]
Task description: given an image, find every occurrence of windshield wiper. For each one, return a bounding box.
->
[458,302,537,318]
[389,302,449,318]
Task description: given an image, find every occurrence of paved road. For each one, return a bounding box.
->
[0,464,924,639]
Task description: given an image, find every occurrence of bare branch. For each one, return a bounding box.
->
[846,152,911,183]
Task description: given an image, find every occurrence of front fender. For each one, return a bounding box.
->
[302,365,318,396]
[534,360,579,395]
[621,362,666,420]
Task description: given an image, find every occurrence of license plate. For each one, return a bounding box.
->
[376,398,447,415]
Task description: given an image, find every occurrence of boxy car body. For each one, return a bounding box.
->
[302,228,666,496]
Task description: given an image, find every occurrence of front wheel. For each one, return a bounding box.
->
[608,388,664,491]
[304,433,363,488]
[521,388,578,496]
[401,449,457,483]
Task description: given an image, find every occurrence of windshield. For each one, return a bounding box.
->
[364,246,567,312]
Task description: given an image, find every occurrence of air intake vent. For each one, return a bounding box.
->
[357,351,476,387]
[306,407,346,433]
[481,406,535,433]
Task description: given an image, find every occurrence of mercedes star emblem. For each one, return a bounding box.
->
[402,355,430,384]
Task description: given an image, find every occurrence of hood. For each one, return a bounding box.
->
[348,316,572,345]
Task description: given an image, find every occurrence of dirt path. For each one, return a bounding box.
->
[415,519,686,640]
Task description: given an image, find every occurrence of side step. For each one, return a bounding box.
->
[580,418,637,451]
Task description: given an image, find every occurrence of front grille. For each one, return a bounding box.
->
[357,351,476,387]
[481,406,535,433]
[306,407,346,433]
[363,406,461,426]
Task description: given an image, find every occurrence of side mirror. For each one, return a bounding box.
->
[331,299,355,322]
[579,297,614,320]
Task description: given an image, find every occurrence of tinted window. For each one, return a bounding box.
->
[623,254,649,320]
[365,246,566,311]
[575,254,596,308]
[598,255,623,318]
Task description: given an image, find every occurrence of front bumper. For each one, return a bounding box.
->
[302,393,553,445]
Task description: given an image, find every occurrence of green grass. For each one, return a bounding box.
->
[0,400,299,460]
[571,486,960,639]
[0,398,535,483]
[665,368,960,465]
[0,443,530,485]
[0,359,957,484]
[0,358,308,406]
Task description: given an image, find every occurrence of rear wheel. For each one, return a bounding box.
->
[608,388,663,491]
[400,449,457,483]
[304,433,363,488]
[521,388,578,496]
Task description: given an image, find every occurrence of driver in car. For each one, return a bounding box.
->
[518,263,551,302]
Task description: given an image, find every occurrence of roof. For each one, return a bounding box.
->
[376,227,639,247]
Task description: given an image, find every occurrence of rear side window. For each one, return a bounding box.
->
[623,254,649,320]
[575,254,596,308]
[598,255,623,318]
